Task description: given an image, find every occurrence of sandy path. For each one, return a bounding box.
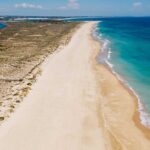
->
[0,22,109,150]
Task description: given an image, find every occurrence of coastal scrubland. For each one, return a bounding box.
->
[0,21,79,123]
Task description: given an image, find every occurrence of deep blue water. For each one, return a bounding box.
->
[66,17,150,126]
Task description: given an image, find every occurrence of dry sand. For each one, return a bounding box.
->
[0,22,150,150]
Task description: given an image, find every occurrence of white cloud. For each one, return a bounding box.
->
[133,2,142,7]
[0,8,9,13]
[14,3,43,9]
[59,0,80,10]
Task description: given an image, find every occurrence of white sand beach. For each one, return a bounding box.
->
[0,22,150,150]
[0,22,109,150]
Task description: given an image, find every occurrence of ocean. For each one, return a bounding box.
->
[96,17,150,127]
[66,17,150,127]
[0,23,6,29]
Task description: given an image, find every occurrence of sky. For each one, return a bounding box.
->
[0,0,150,16]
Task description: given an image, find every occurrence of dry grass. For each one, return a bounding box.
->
[0,21,80,123]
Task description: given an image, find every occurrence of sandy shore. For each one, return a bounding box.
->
[0,22,150,150]
[91,27,150,149]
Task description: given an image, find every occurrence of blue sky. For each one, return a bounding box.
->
[0,0,150,16]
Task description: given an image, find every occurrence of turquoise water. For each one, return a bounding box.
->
[0,23,6,29]
[95,18,150,126]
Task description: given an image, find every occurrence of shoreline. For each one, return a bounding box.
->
[92,22,150,132]
[91,22,150,148]
[102,62,150,139]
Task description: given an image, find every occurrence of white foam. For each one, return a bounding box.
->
[108,50,112,59]
[105,60,114,68]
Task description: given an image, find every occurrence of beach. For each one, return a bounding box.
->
[0,22,150,149]
[0,21,79,123]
